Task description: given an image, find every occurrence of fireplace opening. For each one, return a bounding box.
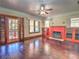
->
[53,31,62,39]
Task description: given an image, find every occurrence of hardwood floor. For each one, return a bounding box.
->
[0,37,79,59]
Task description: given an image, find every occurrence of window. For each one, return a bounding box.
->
[71,18,79,27]
[29,20,40,33]
[35,21,40,32]
[29,20,34,33]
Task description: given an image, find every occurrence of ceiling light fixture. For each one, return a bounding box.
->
[40,11,45,15]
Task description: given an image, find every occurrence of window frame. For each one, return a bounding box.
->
[29,20,40,34]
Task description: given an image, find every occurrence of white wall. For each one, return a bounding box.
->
[50,11,79,27]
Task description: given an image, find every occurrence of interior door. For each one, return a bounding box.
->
[0,16,6,44]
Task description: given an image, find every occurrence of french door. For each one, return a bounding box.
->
[8,18,19,42]
[0,16,6,44]
[0,15,24,44]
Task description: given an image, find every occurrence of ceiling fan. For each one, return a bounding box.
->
[40,4,53,15]
[39,4,53,15]
[31,0,53,15]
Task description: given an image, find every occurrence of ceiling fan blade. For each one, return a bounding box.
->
[45,11,48,14]
[46,8,53,11]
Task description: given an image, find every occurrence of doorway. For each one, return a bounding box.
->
[0,15,24,45]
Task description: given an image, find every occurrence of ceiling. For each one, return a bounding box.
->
[0,0,79,17]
